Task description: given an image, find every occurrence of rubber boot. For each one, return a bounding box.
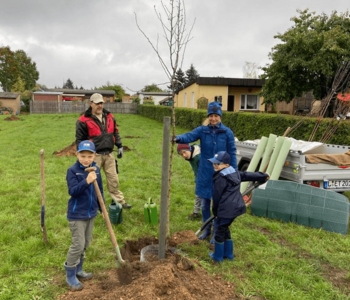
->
[64,263,83,291]
[209,241,224,262]
[76,257,93,280]
[223,239,234,260]
[199,223,212,240]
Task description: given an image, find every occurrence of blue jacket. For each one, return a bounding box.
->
[66,160,104,221]
[212,166,267,219]
[177,123,237,199]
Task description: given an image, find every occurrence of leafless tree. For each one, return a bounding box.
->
[243,61,260,79]
[135,0,195,236]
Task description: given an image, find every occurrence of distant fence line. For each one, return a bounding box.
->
[30,101,138,114]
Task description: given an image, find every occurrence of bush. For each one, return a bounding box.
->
[137,106,350,146]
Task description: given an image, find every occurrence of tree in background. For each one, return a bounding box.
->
[260,9,350,104]
[185,64,199,84]
[11,76,26,93]
[0,46,39,92]
[142,83,164,92]
[95,83,126,102]
[62,78,74,89]
[173,68,186,90]
[243,61,260,79]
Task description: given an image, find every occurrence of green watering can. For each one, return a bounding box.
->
[109,202,123,225]
[144,197,158,225]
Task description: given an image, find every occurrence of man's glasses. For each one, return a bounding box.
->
[95,102,104,106]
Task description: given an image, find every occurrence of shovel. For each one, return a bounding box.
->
[195,180,267,237]
[85,167,132,285]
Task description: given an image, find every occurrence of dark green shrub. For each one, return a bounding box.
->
[137,106,350,145]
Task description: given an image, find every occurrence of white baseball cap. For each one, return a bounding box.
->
[90,93,104,104]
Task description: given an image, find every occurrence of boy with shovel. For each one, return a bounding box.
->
[64,140,104,290]
[207,151,269,263]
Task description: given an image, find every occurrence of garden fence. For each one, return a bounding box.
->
[30,101,137,114]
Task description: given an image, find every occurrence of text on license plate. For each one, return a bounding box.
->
[328,180,350,188]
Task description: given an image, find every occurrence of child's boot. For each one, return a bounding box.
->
[64,262,83,291]
[223,239,234,260]
[76,257,93,280]
[209,241,224,262]
[199,223,211,240]
[187,212,201,220]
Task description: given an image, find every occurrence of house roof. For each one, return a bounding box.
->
[176,77,265,93]
[0,92,20,99]
[138,91,172,96]
[47,89,115,95]
[33,91,63,95]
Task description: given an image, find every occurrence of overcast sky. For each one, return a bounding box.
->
[0,0,349,94]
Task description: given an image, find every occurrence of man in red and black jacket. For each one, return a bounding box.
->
[76,93,132,209]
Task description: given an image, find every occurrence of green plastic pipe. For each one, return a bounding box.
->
[266,137,284,175]
[270,138,292,180]
[240,136,268,193]
[259,134,277,172]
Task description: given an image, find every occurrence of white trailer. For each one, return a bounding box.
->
[236,141,350,192]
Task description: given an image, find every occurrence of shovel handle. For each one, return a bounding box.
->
[85,167,124,262]
[195,180,268,237]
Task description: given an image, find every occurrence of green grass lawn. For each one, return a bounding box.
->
[0,113,349,300]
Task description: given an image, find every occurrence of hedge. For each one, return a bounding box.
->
[137,105,350,146]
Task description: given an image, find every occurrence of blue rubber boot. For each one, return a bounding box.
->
[76,257,93,280]
[64,263,83,291]
[209,241,224,262]
[223,239,234,260]
[199,223,212,240]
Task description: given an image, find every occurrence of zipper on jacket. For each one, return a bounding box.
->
[73,200,77,213]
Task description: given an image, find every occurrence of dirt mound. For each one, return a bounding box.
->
[4,115,22,121]
[53,142,77,157]
[53,143,132,157]
[57,232,237,300]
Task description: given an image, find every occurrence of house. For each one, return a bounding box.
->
[32,89,115,102]
[137,91,172,105]
[0,92,21,114]
[174,77,265,112]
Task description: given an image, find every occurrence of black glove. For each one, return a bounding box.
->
[174,136,181,143]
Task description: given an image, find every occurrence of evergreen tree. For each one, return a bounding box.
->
[172,68,186,91]
[11,76,26,93]
[185,64,200,84]
[63,78,74,89]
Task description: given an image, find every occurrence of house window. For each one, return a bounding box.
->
[240,94,259,110]
[214,96,222,104]
[107,97,110,102]
[184,93,187,107]
[191,92,194,108]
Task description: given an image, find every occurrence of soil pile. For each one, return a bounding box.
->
[53,143,131,157]
[4,115,22,121]
[57,231,237,300]
[53,142,77,157]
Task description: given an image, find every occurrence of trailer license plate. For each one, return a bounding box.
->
[328,180,350,189]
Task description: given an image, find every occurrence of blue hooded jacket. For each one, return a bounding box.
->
[66,160,104,221]
[212,166,268,219]
[176,122,237,199]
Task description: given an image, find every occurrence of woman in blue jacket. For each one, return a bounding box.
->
[175,101,237,240]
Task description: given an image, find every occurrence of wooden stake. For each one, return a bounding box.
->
[40,149,48,244]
